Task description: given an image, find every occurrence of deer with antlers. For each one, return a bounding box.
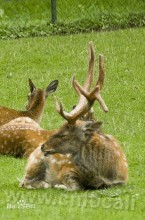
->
[20,42,128,190]
[0,79,58,126]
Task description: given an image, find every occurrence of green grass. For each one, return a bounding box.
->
[0,0,145,38]
[0,27,145,219]
[0,0,144,22]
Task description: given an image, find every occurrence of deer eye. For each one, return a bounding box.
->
[60,134,67,138]
[59,133,68,139]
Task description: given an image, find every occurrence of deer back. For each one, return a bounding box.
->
[0,117,52,157]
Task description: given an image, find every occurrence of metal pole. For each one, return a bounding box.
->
[51,0,57,24]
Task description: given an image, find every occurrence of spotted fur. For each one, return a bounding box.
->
[0,117,53,157]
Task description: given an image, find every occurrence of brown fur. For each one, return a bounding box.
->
[20,120,128,190]
[20,148,80,190]
[0,117,53,157]
[41,121,128,190]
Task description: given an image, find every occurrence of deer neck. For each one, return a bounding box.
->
[26,92,45,124]
[71,142,94,176]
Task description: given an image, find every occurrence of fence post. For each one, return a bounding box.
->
[51,0,57,23]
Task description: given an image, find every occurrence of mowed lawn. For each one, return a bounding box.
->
[0,28,145,220]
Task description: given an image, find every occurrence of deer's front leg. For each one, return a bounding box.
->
[20,150,48,189]
[60,168,83,191]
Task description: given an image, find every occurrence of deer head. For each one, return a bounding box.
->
[0,79,58,126]
[26,79,58,111]
[41,41,108,155]
[25,79,58,123]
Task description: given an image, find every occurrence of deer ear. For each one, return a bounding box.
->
[83,121,103,135]
[29,79,36,93]
[45,80,59,97]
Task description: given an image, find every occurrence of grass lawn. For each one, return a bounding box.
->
[0,0,145,38]
[0,0,144,22]
[0,27,145,219]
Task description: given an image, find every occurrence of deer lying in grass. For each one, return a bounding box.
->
[0,79,58,126]
[20,42,127,190]
[40,46,128,190]
[0,117,53,157]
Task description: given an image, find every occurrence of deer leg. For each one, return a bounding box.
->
[20,154,48,189]
[63,176,83,191]
[60,170,83,191]
[94,177,126,189]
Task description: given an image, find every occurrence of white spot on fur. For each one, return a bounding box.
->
[28,140,32,143]
[99,134,106,140]
[50,158,57,164]
[105,134,113,139]
[25,118,32,123]
[31,138,36,141]
[15,118,21,122]
[55,184,67,189]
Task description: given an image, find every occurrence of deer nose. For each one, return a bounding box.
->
[41,144,45,152]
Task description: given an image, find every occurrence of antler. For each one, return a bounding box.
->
[55,42,108,125]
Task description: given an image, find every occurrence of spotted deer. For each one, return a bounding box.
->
[20,42,128,190]
[0,117,54,157]
[0,79,58,126]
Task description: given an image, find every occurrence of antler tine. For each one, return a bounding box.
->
[72,76,81,96]
[84,41,95,92]
[72,42,95,95]
[71,42,95,115]
[54,42,108,125]
[96,54,105,90]
[72,53,108,112]
[54,96,67,120]
[54,95,87,124]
